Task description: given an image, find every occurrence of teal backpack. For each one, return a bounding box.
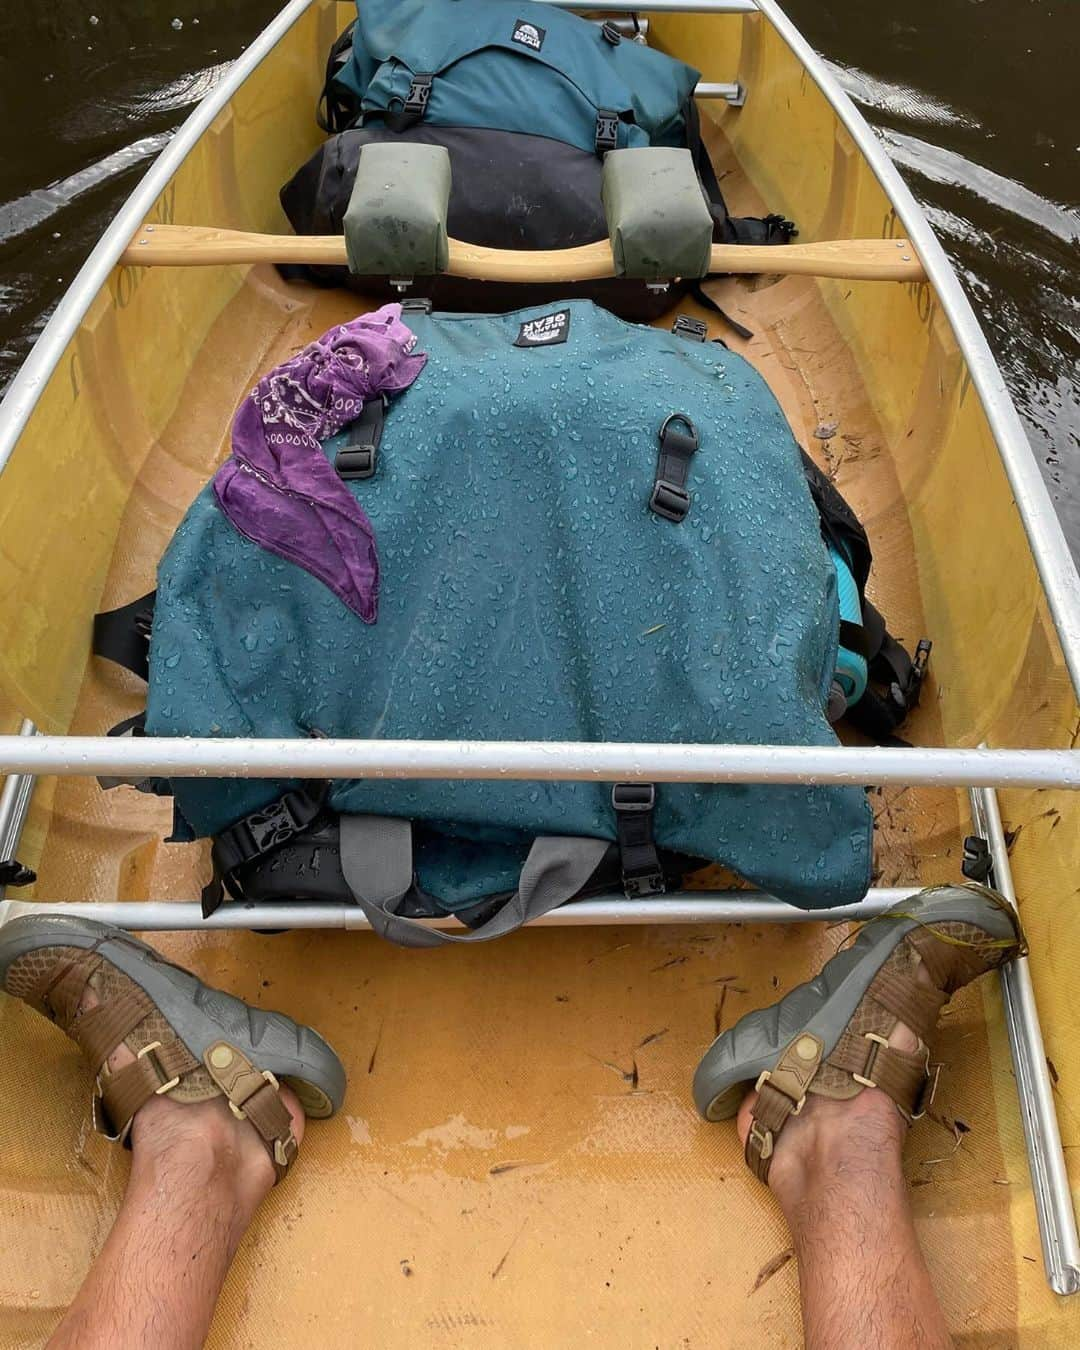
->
[328,0,699,155]
[94,303,929,945]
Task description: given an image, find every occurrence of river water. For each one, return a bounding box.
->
[0,1,1076,541]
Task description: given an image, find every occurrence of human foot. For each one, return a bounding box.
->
[692,884,1025,1184]
[0,915,345,1185]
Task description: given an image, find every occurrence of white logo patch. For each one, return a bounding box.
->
[514,309,571,348]
[511,20,545,51]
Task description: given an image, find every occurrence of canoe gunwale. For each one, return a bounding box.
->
[751,0,1080,700]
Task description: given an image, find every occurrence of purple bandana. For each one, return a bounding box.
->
[213,304,426,622]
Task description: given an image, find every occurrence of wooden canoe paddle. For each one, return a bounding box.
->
[120,223,927,283]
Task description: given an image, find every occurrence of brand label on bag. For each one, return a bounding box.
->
[511,20,545,50]
[514,310,571,348]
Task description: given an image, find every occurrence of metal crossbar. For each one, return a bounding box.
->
[0,890,914,932]
[0,735,1079,787]
[539,1,759,12]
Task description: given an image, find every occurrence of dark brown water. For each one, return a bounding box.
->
[0,2,1077,540]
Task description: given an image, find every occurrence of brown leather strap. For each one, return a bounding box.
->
[908,927,994,994]
[865,966,946,1044]
[95,1038,200,1140]
[827,1029,935,1121]
[75,988,156,1073]
[744,1033,824,1183]
[36,955,101,1026]
[203,1041,299,1182]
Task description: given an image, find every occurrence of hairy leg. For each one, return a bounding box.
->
[47,996,305,1350]
[737,964,952,1350]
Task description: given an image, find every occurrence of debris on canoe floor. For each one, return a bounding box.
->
[813,419,839,440]
[637,1028,669,1048]
[751,1248,794,1294]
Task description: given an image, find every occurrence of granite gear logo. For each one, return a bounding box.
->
[514,310,571,348]
[511,19,545,50]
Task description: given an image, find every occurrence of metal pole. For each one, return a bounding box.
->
[534,1,758,13]
[0,720,39,899]
[695,81,746,104]
[969,782,1080,1296]
[0,735,1079,788]
[0,887,912,933]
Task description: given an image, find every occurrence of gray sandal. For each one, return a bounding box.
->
[0,914,347,1182]
[692,884,1025,1183]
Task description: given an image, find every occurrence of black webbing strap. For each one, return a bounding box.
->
[98,712,171,796]
[690,283,754,341]
[845,601,931,742]
[384,73,433,131]
[650,413,699,522]
[595,108,620,155]
[316,20,359,133]
[335,395,387,481]
[684,95,726,224]
[93,591,156,682]
[203,784,329,917]
[612,784,665,898]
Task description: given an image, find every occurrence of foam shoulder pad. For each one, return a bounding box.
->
[343,141,451,277]
[602,147,713,281]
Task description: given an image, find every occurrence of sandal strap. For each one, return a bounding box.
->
[35,954,102,1026]
[75,987,156,1073]
[826,1030,937,1121]
[96,1038,201,1140]
[745,1033,823,1183]
[863,966,946,1044]
[203,1040,299,1183]
[908,927,994,994]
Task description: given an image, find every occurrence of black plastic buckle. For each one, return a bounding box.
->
[672,314,708,343]
[649,481,691,522]
[595,108,620,155]
[0,859,36,888]
[404,73,433,117]
[335,393,387,481]
[611,783,666,899]
[612,783,655,814]
[649,413,699,524]
[904,638,932,704]
[601,20,622,44]
[334,445,376,480]
[961,834,993,883]
[244,792,309,856]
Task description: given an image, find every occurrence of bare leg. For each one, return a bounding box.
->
[736,973,952,1349]
[48,997,305,1350]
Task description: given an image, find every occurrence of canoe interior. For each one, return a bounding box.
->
[0,1,1077,1343]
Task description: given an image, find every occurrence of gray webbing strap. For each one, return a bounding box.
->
[338,816,608,948]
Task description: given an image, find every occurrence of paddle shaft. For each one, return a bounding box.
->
[121,224,926,283]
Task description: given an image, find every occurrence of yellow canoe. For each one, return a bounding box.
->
[1,1,1079,1343]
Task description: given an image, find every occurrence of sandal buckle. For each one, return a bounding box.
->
[137,1040,181,1095]
[852,1031,889,1089]
[754,1068,807,1115]
[274,1133,298,1170]
[227,1069,281,1122]
[91,1078,125,1142]
[748,1119,774,1161]
[910,1054,942,1121]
